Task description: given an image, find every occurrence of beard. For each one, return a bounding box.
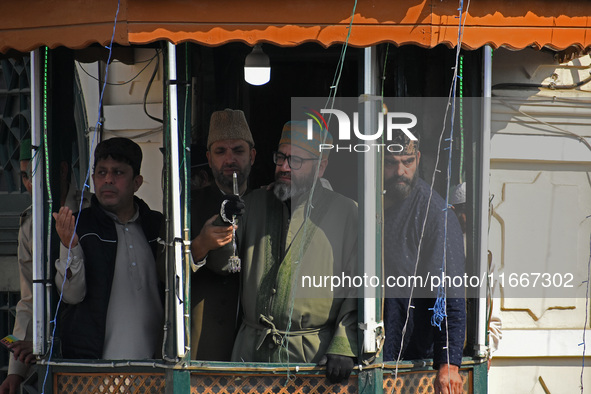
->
[273,169,317,202]
[273,181,292,202]
[213,164,248,192]
[384,170,418,202]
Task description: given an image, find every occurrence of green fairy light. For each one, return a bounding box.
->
[43,47,53,254]
[458,54,464,184]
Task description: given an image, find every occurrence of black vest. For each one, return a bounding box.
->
[59,195,163,359]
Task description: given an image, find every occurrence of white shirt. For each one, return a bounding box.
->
[55,206,163,359]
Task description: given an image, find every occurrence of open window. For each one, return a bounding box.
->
[20,42,489,393]
[29,44,174,360]
[182,42,489,391]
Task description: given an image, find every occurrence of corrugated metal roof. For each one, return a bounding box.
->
[1,0,590,53]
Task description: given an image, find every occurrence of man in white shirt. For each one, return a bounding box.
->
[53,137,164,359]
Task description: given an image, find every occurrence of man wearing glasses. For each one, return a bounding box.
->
[207,121,358,384]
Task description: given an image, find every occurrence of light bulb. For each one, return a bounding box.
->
[244,44,270,86]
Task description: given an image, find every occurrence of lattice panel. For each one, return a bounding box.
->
[383,369,471,394]
[191,374,358,394]
[0,57,31,193]
[55,373,165,394]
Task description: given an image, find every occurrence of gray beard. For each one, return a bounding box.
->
[273,182,292,202]
[273,181,310,202]
[384,171,418,202]
[273,171,316,202]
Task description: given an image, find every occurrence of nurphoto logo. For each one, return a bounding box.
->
[305,107,418,153]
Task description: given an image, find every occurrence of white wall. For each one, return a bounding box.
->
[488,47,591,393]
[76,48,164,212]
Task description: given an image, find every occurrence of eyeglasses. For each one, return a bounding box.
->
[273,151,317,170]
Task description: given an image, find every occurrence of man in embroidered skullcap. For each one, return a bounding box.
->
[189,109,253,361]
[206,120,358,384]
[382,132,466,394]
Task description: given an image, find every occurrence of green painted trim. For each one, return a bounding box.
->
[472,359,488,394]
[359,368,384,394]
[169,369,191,394]
[179,41,192,365]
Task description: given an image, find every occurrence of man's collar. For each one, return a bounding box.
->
[101,203,140,224]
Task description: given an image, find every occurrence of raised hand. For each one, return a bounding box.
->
[53,207,78,248]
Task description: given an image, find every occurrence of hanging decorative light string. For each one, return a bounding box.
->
[459,54,464,184]
[280,0,359,377]
[41,1,121,392]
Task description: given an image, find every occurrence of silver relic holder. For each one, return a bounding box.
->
[228,172,241,273]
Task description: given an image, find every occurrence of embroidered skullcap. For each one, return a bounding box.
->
[279,121,333,158]
[94,137,143,176]
[389,131,419,156]
[19,139,32,161]
[207,109,254,149]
